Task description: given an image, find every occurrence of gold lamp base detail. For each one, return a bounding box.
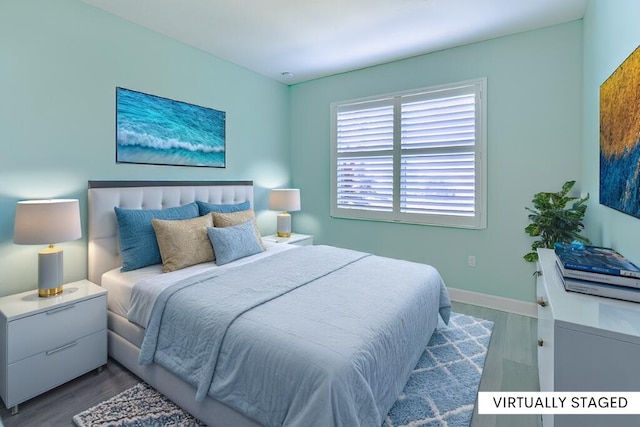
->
[38,285,64,298]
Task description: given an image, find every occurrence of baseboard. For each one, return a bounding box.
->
[447,287,537,318]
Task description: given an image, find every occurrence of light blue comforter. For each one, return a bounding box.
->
[137,245,451,427]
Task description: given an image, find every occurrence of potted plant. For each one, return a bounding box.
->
[523,180,590,262]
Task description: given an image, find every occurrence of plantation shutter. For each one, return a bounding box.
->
[400,89,477,217]
[336,102,394,212]
[331,78,486,229]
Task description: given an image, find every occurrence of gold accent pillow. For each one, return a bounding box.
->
[211,210,265,249]
[152,214,214,272]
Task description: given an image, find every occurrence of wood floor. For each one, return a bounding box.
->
[453,302,541,427]
[0,302,540,427]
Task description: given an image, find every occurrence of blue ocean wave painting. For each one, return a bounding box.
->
[116,87,225,168]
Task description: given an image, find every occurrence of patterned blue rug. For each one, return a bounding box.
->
[72,312,493,427]
[384,312,494,427]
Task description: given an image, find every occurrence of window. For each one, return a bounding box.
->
[330,78,487,229]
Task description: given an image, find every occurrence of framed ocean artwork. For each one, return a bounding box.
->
[600,45,640,218]
[116,87,226,168]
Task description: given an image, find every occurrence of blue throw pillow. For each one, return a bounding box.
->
[115,203,199,271]
[196,200,250,215]
[207,220,264,266]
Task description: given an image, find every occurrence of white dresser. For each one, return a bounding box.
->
[0,280,107,414]
[536,248,640,427]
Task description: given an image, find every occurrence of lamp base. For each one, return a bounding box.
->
[276,212,292,238]
[38,285,64,298]
[38,246,64,298]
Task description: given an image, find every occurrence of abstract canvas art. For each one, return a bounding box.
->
[116,87,226,168]
[600,45,640,218]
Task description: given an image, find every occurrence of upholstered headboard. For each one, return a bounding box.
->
[87,180,254,285]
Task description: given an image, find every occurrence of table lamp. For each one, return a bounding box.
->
[14,199,82,297]
[269,189,301,237]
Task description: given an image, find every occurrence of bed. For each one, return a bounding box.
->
[87,180,451,427]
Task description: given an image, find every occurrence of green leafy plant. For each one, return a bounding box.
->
[523,180,590,262]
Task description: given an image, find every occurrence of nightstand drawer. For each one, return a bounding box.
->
[5,329,106,407]
[7,294,106,363]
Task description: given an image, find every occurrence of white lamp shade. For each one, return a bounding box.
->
[269,189,301,212]
[14,199,82,245]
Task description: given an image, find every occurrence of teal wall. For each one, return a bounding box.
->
[289,22,584,303]
[582,1,640,263]
[4,0,616,305]
[0,0,290,296]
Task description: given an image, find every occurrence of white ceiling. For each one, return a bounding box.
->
[80,0,588,85]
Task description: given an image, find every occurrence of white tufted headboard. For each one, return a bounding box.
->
[87,180,254,285]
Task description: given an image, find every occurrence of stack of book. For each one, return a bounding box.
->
[554,244,640,303]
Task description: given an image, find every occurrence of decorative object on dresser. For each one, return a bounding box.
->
[0,280,107,415]
[555,243,640,303]
[555,243,640,281]
[13,199,82,297]
[523,180,589,262]
[536,248,640,427]
[268,188,301,237]
[558,275,640,303]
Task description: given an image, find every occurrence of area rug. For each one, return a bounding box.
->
[383,311,494,427]
[73,312,493,427]
[72,382,206,427]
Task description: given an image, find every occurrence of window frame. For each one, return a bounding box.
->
[330,78,487,229]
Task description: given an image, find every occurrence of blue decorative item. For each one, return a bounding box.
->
[554,240,585,253]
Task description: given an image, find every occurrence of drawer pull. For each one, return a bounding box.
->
[46,341,78,356]
[533,270,542,277]
[537,338,544,347]
[537,297,547,307]
[46,304,76,315]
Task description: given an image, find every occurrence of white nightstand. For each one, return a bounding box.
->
[0,280,107,414]
[262,233,314,246]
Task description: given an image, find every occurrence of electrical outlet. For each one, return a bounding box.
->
[468,255,476,267]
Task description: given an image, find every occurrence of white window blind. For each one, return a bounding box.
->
[331,78,486,229]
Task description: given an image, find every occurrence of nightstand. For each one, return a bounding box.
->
[262,233,314,246]
[0,280,107,414]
